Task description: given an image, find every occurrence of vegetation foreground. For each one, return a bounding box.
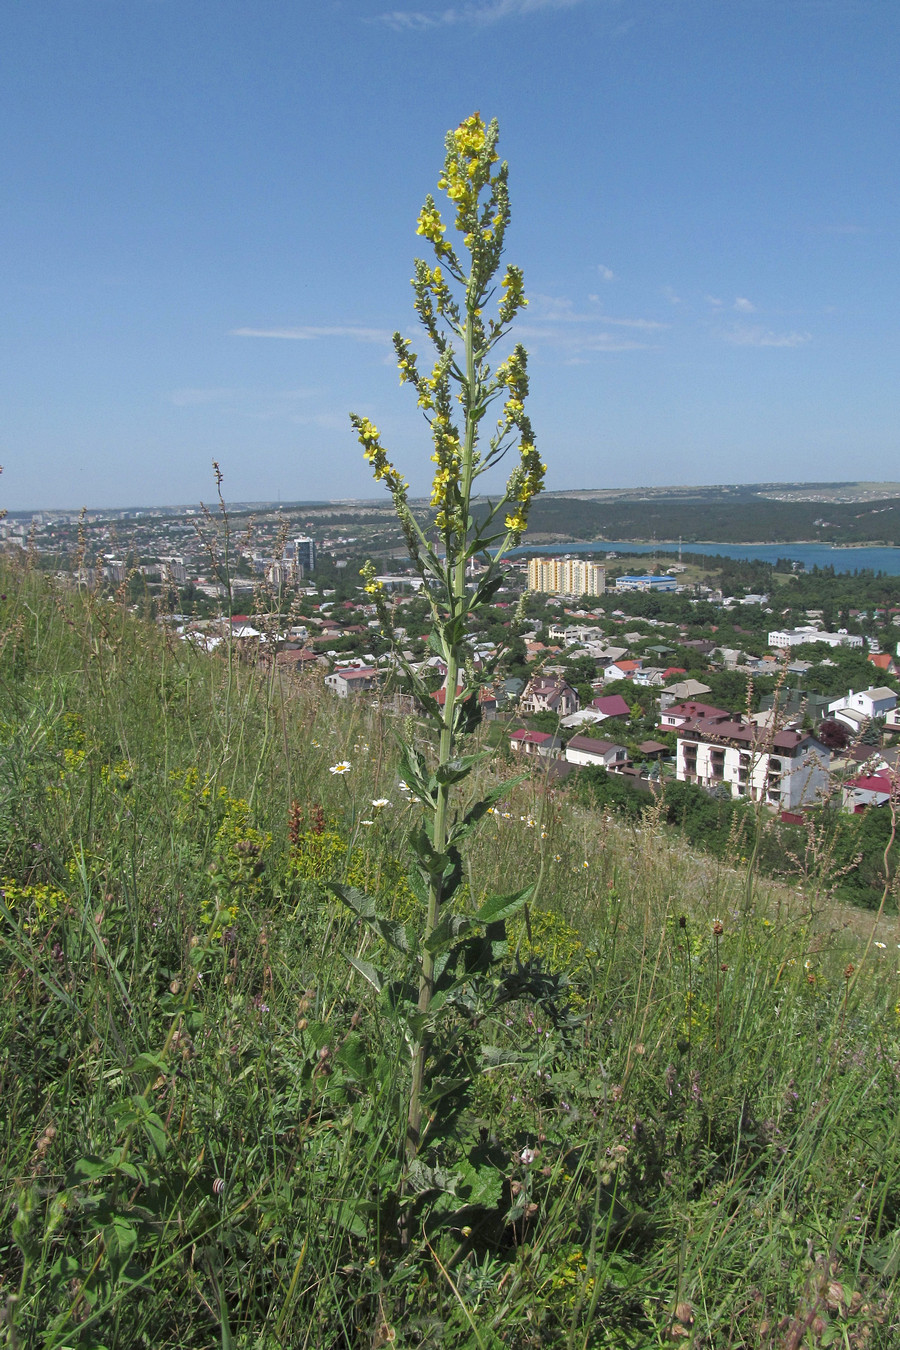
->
[0,563,898,1347]
[4,110,900,1349]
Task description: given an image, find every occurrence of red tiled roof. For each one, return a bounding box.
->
[591,694,630,717]
[846,775,892,793]
[568,734,622,754]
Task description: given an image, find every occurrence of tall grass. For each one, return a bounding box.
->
[0,561,898,1347]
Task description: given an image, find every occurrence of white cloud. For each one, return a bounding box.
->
[721,324,812,349]
[377,0,585,29]
[230,325,392,344]
[662,285,681,305]
[734,296,756,313]
[516,325,652,353]
[529,294,666,329]
[705,295,723,307]
[597,264,615,282]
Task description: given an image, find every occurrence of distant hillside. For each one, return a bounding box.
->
[526,492,900,545]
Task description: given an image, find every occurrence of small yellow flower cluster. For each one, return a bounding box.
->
[436,113,500,243]
[505,441,546,535]
[499,265,528,324]
[394,335,420,388]
[351,414,409,499]
[416,198,451,256]
[1,877,68,923]
[429,414,463,525]
[359,560,385,597]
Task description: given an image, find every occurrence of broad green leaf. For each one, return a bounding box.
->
[66,1155,116,1186]
[424,911,475,955]
[336,1032,371,1080]
[473,888,532,925]
[347,955,384,993]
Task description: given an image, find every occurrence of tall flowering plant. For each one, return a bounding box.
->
[334,115,546,1178]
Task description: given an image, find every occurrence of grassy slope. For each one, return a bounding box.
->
[1,562,899,1348]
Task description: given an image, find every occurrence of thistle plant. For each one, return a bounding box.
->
[340,114,547,1171]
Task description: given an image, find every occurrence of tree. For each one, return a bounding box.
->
[818,718,850,751]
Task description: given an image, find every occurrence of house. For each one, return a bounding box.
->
[843,774,893,812]
[565,735,629,769]
[675,719,831,809]
[659,701,731,731]
[868,652,898,676]
[633,666,667,688]
[828,687,897,729]
[660,679,712,706]
[638,740,669,759]
[590,694,631,721]
[603,659,642,682]
[519,677,579,717]
[324,667,381,698]
[509,729,563,759]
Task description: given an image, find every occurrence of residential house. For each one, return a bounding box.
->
[659,701,731,731]
[675,718,831,809]
[633,666,667,687]
[565,735,629,769]
[324,667,381,698]
[843,774,893,812]
[603,659,642,682]
[868,652,899,677]
[590,694,631,721]
[519,677,579,717]
[660,679,712,706]
[828,687,898,730]
[509,729,563,759]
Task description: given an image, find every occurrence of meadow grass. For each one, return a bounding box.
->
[1,561,899,1348]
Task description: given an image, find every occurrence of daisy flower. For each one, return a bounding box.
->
[329,761,352,775]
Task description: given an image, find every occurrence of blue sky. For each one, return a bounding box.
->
[3,0,898,510]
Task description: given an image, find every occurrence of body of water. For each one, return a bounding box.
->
[517,540,900,576]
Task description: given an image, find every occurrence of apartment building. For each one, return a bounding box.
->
[675,717,830,809]
[527,557,605,597]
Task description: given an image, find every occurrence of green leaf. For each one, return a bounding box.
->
[139,1110,168,1161]
[67,1155,116,1186]
[421,1075,471,1108]
[424,911,475,955]
[328,885,417,955]
[103,1218,138,1281]
[448,775,526,847]
[457,1156,503,1209]
[327,883,376,920]
[434,753,483,786]
[336,1033,371,1080]
[473,888,532,925]
[131,1052,170,1075]
[347,955,384,993]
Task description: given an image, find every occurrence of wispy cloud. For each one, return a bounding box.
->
[529,294,667,330]
[377,0,585,30]
[734,296,756,313]
[517,291,665,355]
[720,324,812,349]
[230,325,392,344]
[517,325,652,353]
[597,263,615,282]
[662,285,681,305]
